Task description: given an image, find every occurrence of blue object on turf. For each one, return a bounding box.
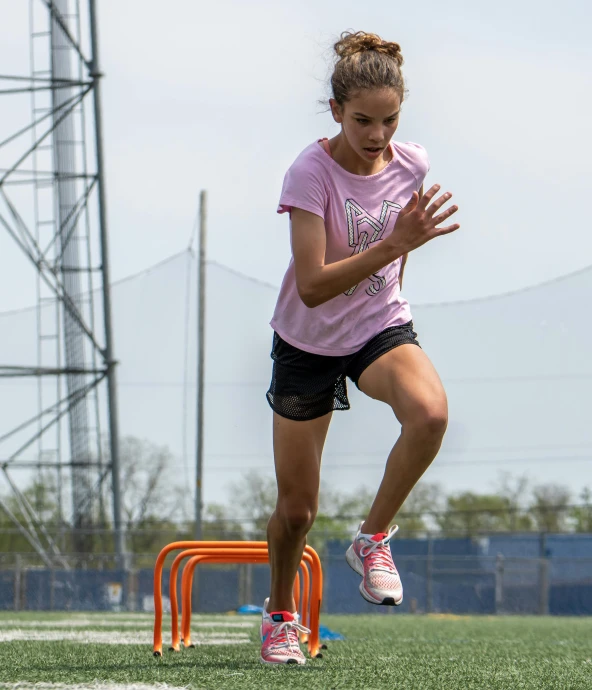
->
[236,604,264,614]
[235,605,344,640]
[319,624,345,641]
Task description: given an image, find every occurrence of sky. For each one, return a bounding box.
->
[0,0,591,513]
[1,0,592,307]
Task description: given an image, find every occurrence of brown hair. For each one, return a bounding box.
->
[331,31,406,106]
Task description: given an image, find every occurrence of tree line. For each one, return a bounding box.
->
[1,437,590,558]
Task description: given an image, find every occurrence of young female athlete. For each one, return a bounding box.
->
[260,30,460,665]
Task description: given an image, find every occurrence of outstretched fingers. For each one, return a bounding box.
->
[435,222,460,236]
[417,184,441,211]
[426,191,453,218]
[432,204,459,227]
[397,183,460,249]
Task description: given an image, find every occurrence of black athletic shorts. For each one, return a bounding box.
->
[266,321,420,421]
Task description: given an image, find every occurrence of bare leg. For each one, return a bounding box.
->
[357,344,448,535]
[267,411,332,613]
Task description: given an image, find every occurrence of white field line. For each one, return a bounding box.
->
[93,613,258,618]
[0,619,255,629]
[58,613,258,620]
[0,614,258,622]
[0,630,250,645]
[0,680,187,690]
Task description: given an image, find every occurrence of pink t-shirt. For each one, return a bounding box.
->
[270,140,430,356]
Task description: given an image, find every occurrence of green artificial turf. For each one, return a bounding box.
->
[0,612,590,689]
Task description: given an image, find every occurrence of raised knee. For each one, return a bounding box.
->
[278,498,317,535]
[425,408,448,437]
[407,404,448,439]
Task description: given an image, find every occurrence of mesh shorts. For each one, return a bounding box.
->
[266,322,420,421]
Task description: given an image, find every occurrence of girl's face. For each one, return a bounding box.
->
[330,88,401,164]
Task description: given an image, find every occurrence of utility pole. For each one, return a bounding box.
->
[89,0,126,567]
[194,191,207,540]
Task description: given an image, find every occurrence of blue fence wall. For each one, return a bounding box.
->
[2,533,591,615]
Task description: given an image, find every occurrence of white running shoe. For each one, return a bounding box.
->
[345,524,403,606]
[260,597,310,665]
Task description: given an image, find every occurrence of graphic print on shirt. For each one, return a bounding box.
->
[344,199,402,296]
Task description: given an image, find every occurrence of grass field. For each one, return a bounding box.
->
[0,612,591,689]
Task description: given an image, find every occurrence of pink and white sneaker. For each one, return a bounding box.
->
[260,598,310,665]
[345,524,403,606]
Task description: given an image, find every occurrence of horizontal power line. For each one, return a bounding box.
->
[5,502,588,526]
[5,455,576,473]
[4,456,590,475]
[197,457,592,472]
[3,372,592,388]
[3,442,592,464]
[201,446,592,458]
[203,503,592,523]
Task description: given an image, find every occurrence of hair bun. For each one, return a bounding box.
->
[334,31,403,67]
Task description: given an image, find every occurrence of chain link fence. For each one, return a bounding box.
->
[2,533,591,615]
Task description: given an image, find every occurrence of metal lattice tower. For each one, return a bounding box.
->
[0,0,125,566]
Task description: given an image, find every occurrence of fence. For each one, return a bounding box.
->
[1,534,591,616]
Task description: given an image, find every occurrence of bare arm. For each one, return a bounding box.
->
[291,209,402,308]
[291,184,459,309]
[398,185,423,289]
[399,253,408,289]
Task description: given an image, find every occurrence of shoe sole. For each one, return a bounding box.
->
[345,545,403,607]
[260,656,305,665]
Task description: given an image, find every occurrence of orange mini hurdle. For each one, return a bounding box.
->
[178,550,314,649]
[152,541,323,658]
[165,549,310,651]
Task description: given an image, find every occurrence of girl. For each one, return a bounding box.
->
[260,30,459,665]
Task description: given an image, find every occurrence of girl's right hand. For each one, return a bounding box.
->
[385,185,459,256]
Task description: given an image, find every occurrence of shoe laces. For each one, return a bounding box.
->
[359,524,399,572]
[270,619,311,652]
